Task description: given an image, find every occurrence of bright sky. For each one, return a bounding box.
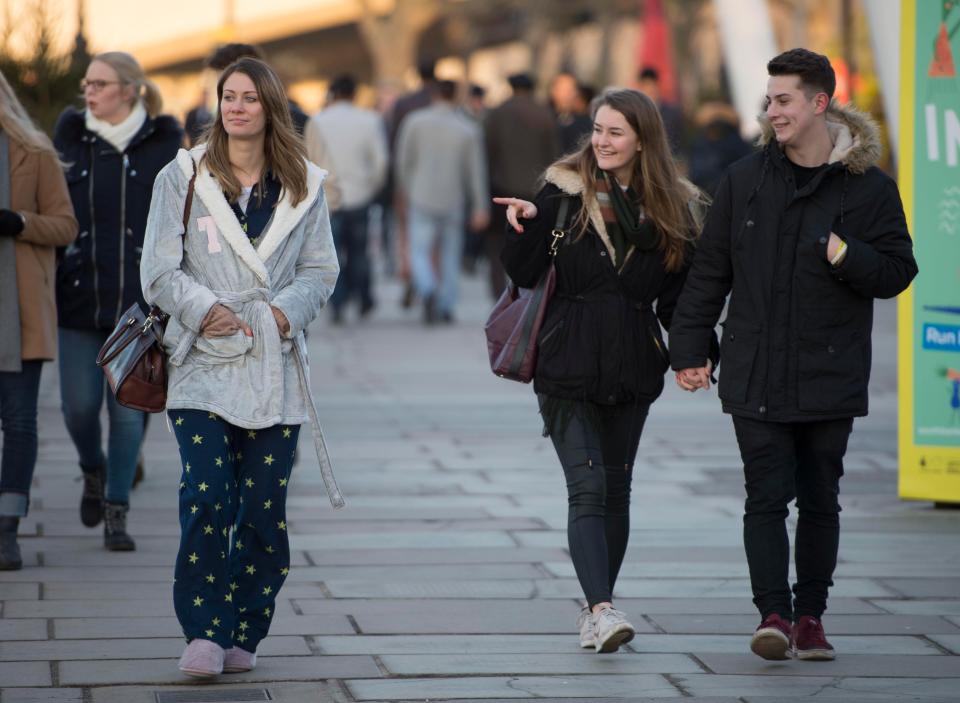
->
[2,0,341,55]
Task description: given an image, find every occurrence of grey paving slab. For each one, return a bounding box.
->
[611,597,881,615]
[698,653,960,677]
[0,661,51,686]
[287,530,517,550]
[294,598,575,617]
[648,614,960,635]
[872,600,960,615]
[676,673,960,699]
[378,652,705,675]
[0,566,171,582]
[323,579,536,598]
[927,634,960,655]
[315,634,596,655]
[627,634,941,655]
[0,690,83,702]
[89,683,345,703]
[346,674,683,700]
[58,654,382,686]
[0,635,310,661]
[879,579,960,598]
[0,619,48,641]
[535,577,895,599]
[303,547,569,566]
[0,583,39,599]
[349,607,656,635]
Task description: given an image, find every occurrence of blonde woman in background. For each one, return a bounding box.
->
[0,70,78,570]
[53,52,182,551]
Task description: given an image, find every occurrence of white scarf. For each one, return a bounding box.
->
[85,101,147,153]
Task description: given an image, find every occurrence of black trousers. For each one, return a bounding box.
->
[540,397,649,607]
[732,415,853,621]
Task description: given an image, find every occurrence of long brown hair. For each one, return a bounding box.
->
[554,88,704,272]
[201,58,308,206]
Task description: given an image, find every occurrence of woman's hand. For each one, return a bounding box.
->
[270,305,291,336]
[200,304,253,339]
[492,197,538,233]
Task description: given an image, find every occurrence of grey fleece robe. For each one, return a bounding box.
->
[141,146,343,506]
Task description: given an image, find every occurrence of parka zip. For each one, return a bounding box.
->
[116,153,128,323]
[88,142,101,326]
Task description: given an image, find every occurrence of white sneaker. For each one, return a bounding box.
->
[593,606,635,653]
[576,607,595,648]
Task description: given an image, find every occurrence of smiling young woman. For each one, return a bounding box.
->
[493,89,715,653]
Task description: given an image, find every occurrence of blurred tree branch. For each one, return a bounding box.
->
[0,0,88,134]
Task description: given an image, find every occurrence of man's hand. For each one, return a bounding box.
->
[492,197,537,233]
[826,232,843,261]
[270,305,291,336]
[200,304,253,339]
[675,360,713,392]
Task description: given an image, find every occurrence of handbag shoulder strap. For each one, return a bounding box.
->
[548,197,570,257]
[148,160,198,323]
[182,160,197,235]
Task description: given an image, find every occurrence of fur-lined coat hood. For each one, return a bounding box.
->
[757,99,882,175]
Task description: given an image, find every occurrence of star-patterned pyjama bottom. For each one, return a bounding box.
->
[169,409,300,652]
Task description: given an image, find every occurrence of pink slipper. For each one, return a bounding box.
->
[178,638,224,678]
[223,646,257,673]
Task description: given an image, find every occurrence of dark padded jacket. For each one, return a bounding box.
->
[53,107,183,330]
[669,102,918,422]
[501,165,713,406]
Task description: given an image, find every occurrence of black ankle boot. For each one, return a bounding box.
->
[80,465,105,527]
[0,517,22,570]
[103,502,135,551]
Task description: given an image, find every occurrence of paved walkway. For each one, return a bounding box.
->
[1,274,959,702]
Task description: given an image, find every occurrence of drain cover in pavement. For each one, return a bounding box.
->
[155,690,271,703]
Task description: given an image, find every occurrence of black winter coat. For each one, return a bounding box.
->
[670,103,918,422]
[500,166,710,406]
[53,107,183,330]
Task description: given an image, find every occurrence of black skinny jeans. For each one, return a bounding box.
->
[732,415,853,621]
[540,396,650,608]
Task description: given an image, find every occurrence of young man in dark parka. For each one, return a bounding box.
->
[669,49,917,662]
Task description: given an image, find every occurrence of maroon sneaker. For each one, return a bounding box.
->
[749,613,792,660]
[791,615,836,661]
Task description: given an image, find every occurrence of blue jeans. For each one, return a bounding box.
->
[58,327,145,504]
[0,361,43,517]
[408,206,464,314]
[329,206,373,313]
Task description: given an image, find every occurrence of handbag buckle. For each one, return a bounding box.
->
[140,314,158,333]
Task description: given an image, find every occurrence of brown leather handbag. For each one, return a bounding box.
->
[96,164,197,412]
[485,197,569,383]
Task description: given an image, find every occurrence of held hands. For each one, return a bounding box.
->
[200,304,253,339]
[675,360,713,393]
[492,197,538,233]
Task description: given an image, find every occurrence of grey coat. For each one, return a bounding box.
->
[141,147,343,507]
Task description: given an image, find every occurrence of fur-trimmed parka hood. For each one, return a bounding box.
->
[757,99,881,175]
